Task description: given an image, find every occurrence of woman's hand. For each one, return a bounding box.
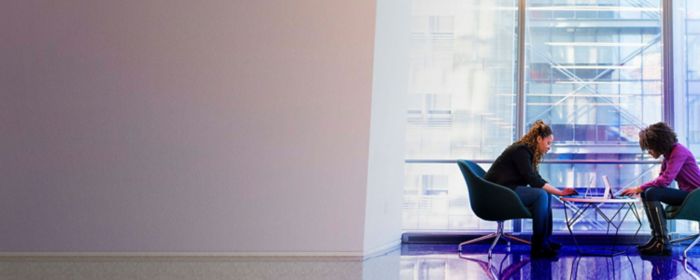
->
[559,187,578,196]
[620,186,642,196]
[543,183,577,196]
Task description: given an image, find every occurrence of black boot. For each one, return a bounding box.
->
[637,200,658,250]
[639,201,671,256]
[531,235,557,258]
[547,241,562,251]
[531,244,558,258]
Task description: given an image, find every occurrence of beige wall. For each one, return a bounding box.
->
[1,0,407,255]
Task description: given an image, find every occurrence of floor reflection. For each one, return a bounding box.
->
[683,258,700,280]
[400,244,700,279]
[4,244,700,279]
[458,252,529,279]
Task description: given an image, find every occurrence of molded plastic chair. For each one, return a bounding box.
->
[457,160,532,258]
[666,189,700,258]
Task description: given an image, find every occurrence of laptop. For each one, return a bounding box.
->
[605,175,636,199]
[563,175,596,198]
[565,175,625,199]
[601,175,613,199]
[583,175,631,199]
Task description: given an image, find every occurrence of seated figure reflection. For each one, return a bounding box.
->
[458,251,530,279]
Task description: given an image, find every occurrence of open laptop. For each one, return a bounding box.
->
[601,175,613,199]
[581,175,631,199]
[605,175,637,199]
[565,175,624,199]
[563,175,596,198]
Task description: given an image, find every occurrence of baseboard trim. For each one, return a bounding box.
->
[0,244,403,261]
[363,239,401,260]
[0,251,366,261]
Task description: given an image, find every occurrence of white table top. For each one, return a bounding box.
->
[560,196,639,203]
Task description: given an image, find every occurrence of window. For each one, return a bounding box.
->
[404,0,518,230]
[673,0,700,235]
[404,0,696,235]
[522,0,661,234]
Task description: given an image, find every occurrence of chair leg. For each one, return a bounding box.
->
[684,234,700,259]
[502,233,531,245]
[672,234,699,244]
[458,221,531,257]
[458,232,498,251]
[487,222,504,259]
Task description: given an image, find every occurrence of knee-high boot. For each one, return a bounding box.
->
[637,200,657,250]
[639,201,671,256]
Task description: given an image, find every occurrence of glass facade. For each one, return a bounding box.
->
[678,0,700,155]
[674,0,700,235]
[404,0,518,231]
[404,0,699,235]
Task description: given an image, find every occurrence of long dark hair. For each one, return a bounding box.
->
[639,122,677,155]
[516,120,552,171]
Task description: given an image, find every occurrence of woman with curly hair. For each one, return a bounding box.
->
[620,122,700,255]
[485,120,577,258]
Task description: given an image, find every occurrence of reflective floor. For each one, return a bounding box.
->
[3,244,700,279]
[402,244,700,279]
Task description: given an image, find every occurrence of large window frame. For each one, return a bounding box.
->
[404,0,699,235]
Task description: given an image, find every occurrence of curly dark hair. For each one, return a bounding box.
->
[516,120,553,171]
[639,122,678,155]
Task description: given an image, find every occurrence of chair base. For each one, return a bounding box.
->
[672,234,700,258]
[457,221,530,259]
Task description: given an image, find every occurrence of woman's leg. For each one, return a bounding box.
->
[545,193,552,239]
[514,186,555,257]
[638,187,687,255]
[544,193,560,249]
[637,192,656,250]
[643,187,688,206]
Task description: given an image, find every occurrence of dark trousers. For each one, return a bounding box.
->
[641,187,689,205]
[514,186,552,246]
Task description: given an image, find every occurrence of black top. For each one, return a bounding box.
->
[484,143,548,190]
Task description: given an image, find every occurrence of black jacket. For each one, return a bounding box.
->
[484,143,548,189]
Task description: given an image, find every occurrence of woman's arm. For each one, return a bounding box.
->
[542,183,577,196]
[510,147,576,195]
[512,147,548,188]
[620,186,642,196]
[640,150,683,191]
[621,147,687,195]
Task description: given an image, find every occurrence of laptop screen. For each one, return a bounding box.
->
[602,175,612,199]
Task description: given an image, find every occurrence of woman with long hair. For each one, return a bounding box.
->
[485,120,577,258]
[620,122,700,255]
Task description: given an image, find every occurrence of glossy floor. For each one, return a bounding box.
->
[3,244,700,279]
[402,244,700,279]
